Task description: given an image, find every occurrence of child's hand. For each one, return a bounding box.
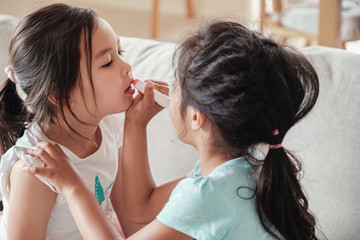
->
[126,80,169,127]
[23,142,85,197]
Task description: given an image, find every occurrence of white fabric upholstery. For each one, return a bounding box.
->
[287,46,360,239]
[121,36,360,239]
[1,14,359,239]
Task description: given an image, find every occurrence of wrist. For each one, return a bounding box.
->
[62,179,88,198]
[124,116,148,129]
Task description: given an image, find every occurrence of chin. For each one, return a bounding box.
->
[122,97,135,111]
[176,129,188,143]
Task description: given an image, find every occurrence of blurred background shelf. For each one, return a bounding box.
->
[1,0,359,52]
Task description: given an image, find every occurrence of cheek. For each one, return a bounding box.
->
[170,99,187,140]
[169,96,180,125]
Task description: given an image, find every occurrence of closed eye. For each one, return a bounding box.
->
[102,60,113,67]
[101,50,124,68]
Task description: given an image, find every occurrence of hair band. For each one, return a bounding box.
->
[272,129,279,136]
[270,129,283,149]
[269,143,283,149]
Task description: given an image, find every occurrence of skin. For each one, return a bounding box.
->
[7,17,163,239]
[24,81,193,239]
[24,77,230,239]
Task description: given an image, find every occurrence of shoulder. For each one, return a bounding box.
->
[0,128,49,198]
[172,177,236,211]
[157,177,236,239]
[159,176,236,223]
[9,159,57,200]
[5,159,56,238]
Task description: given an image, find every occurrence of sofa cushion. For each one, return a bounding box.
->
[122,36,360,239]
[287,46,360,239]
[0,12,359,238]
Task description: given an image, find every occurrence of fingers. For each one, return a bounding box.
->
[143,81,155,105]
[22,165,60,193]
[148,80,169,96]
[154,84,169,96]
[151,80,168,86]
[22,166,51,178]
[133,91,144,105]
[27,145,54,166]
[36,142,65,159]
[26,142,65,168]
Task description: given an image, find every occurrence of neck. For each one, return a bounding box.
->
[197,148,229,176]
[42,118,102,159]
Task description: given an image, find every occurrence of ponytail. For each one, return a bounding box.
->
[256,148,318,240]
[0,79,28,154]
[174,20,322,239]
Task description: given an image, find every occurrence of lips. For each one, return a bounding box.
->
[125,80,135,95]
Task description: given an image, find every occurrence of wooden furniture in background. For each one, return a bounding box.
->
[260,0,360,48]
[318,0,341,48]
[151,0,194,38]
[259,0,317,46]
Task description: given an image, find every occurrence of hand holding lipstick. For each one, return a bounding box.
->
[133,79,170,108]
[126,78,170,128]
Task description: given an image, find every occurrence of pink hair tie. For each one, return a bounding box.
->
[269,143,283,149]
[272,129,279,136]
[270,129,283,149]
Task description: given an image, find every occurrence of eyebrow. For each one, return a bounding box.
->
[95,38,120,60]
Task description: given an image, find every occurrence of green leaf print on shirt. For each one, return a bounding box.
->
[95,176,114,205]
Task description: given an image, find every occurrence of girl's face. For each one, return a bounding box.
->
[71,18,135,122]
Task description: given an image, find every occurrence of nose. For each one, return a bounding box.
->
[120,54,131,78]
[120,59,132,78]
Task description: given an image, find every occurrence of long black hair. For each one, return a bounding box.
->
[0,3,98,154]
[175,20,321,240]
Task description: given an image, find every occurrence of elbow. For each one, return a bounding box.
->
[125,206,154,225]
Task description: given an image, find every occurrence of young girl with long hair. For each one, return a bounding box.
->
[0,3,167,239]
[24,21,323,240]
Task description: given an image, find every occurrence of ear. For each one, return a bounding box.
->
[47,92,60,107]
[47,92,75,107]
[188,106,206,130]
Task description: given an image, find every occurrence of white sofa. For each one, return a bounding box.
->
[1,14,359,240]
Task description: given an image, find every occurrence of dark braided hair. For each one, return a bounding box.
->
[175,21,322,240]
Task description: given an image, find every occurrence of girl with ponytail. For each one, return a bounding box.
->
[24,21,324,240]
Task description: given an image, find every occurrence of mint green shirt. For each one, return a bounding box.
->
[157,157,279,240]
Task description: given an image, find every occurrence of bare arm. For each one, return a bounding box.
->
[63,181,122,239]
[24,142,122,240]
[122,122,183,224]
[61,182,192,240]
[8,159,56,240]
[122,80,183,223]
[110,147,146,237]
[24,142,192,240]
